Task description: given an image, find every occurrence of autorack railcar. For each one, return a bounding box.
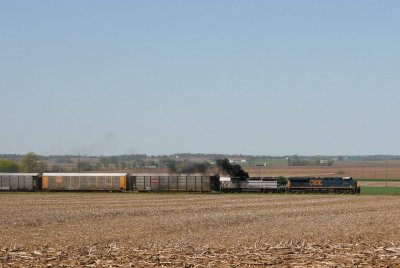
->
[128,174,218,192]
[287,177,360,194]
[42,173,128,191]
[0,173,41,191]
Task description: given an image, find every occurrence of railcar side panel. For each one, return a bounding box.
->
[0,173,39,191]
[42,173,127,191]
[133,175,212,192]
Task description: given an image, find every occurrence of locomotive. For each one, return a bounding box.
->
[219,176,285,193]
[287,177,360,194]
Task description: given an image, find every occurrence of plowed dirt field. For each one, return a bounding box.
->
[1,193,399,267]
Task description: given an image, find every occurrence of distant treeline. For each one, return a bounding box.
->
[2,154,400,161]
[346,155,400,161]
[0,152,47,172]
[3,153,400,173]
[288,159,334,166]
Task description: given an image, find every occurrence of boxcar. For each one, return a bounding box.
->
[129,174,214,192]
[42,173,127,191]
[0,173,41,191]
[288,177,360,194]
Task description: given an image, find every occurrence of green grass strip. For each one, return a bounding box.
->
[357,178,400,182]
[361,187,400,195]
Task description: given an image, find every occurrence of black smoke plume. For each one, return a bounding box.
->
[164,160,211,174]
[216,158,249,179]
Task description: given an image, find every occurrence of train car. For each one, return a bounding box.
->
[129,174,216,192]
[219,177,246,192]
[247,177,285,192]
[0,173,41,191]
[220,177,284,192]
[288,177,360,194]
[42,173,127,191]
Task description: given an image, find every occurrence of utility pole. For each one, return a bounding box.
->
[78,153,80,172]
[386,159,388,180]
[385,158,388,187]
[256,164,264,178]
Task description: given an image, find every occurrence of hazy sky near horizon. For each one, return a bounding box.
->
[1,1,399,156]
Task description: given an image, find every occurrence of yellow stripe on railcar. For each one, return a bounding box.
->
[42,176,48,190]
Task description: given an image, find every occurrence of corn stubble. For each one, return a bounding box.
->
[0,193,399,267]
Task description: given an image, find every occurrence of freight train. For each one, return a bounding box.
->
[0,173,360,193]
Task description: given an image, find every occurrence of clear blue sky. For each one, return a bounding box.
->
[1,1,399,156]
